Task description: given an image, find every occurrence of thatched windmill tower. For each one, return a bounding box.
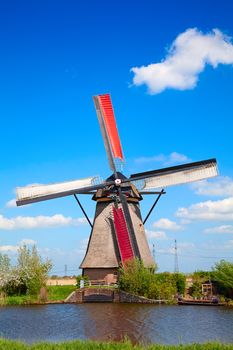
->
[16,94,218,283]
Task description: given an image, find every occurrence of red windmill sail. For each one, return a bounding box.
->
[97,94,124,161]
[112,206,134,263]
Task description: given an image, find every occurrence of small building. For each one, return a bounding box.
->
[202,283,213,298]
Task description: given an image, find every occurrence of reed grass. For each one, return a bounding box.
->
[46,285,76,301]
[0,339,232,350]
[0,286,76,305]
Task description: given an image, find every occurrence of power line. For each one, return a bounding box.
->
[156,251,232,260]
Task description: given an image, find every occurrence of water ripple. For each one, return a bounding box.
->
[0,304,232,344]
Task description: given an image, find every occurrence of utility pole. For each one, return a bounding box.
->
[152,243,156,262]
[65,264,67,276]
[174,239,179,273]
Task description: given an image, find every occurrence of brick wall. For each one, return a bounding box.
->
[65,288,165,304]
[83,268,118,284]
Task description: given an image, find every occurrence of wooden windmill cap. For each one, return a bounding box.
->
[92,172,143,202]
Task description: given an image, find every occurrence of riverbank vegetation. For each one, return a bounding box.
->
[188,260,233,301]
[119,259,185,301]
[1,247,232,305]
[119,258,233,302]
[0,285,77,305]
[0,339,233,350]
[46,285,76,301]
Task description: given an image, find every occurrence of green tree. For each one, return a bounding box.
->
[193,270,213,281]
[212,260,233,298]
[0,253,10,274]
[17,245,52,296]
[152,273,177,300]
[119,258,156,297]
[119,259,177,300]
[0,253,22,295]
[172,273,186,295]
[0,253,11,290]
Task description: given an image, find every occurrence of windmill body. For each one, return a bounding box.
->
[16,94,218,283]
[80,173,154,283]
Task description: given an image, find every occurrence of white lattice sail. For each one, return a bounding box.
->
[16,176,99,205]
[133,161,218,191]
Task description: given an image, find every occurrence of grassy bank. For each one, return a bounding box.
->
[0,339,233,350]
[3,295,37,305]
[0,285,76,305]
[46,285,76,301]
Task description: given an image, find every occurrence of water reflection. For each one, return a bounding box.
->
[0,304,232,344]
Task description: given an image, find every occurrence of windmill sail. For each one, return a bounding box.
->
[16,176,103,206]
[94,94,124,171]
[130,158,218,191]
[112,206,134,263]
[93,96,115,171]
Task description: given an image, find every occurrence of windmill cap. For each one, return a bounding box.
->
[105,172,128,182]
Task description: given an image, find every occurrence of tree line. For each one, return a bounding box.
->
[1,246,232,302]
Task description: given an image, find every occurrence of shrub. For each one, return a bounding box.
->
[119,259,177,301]
[17,245,52,296]
[0,245,52,298]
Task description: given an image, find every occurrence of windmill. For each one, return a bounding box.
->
[16,94,218,283]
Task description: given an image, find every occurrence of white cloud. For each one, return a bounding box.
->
[226,240,233,249]
[72,238,89,256]
[131,28,233,94]
[6,198,31,208]
[20,239,37,245]
[176,197,233,221]
[145,229,168,240]
[153,218,183,231]
[0,245,18,252]
[201,240,233,251]
[135,152,190,166]
[6,199,17,208]
[191,177,233,197]
[204,225,233,234]
[0,214,88,230]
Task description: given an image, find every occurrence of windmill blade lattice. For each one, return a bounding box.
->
[130,158,218,191]
[16,176,104,206]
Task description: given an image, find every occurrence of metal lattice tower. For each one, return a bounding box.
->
[174,239,179,273]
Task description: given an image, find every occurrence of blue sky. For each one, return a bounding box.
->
[0,0,233,275]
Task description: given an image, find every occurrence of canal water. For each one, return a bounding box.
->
[0,304,233,344]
